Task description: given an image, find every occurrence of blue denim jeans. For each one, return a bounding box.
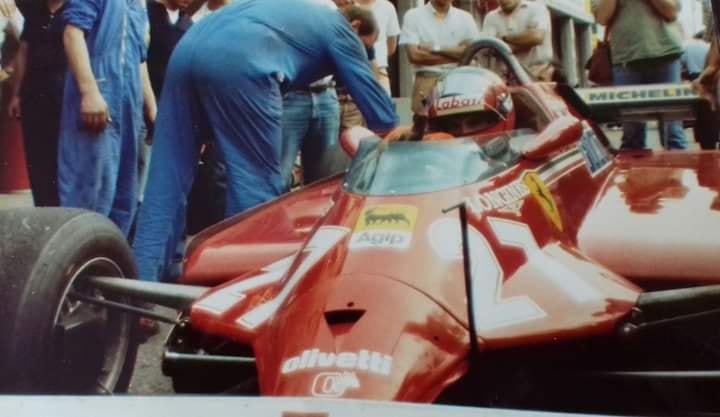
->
[612,58,688,150]
[280,88,345,192]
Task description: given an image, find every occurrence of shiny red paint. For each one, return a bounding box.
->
[522,115,583,160]
[182,176,342,286]
[180,83,717,403]
[579,151,720,283]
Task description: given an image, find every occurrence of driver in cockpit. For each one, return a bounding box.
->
[425,66,516,138]
[387,66,516,143]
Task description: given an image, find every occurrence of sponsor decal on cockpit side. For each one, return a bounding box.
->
[465,180,529,216]
[465,149,586,217]
[579,127,612,177]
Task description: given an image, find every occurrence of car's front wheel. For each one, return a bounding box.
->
[0,208,140,393]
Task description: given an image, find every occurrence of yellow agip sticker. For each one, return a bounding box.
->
[523,173,563,232]
[351,205,418,250]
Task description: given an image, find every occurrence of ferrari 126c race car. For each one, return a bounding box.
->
[2,39,720,415]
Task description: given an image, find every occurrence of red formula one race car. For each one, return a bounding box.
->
[2,39,720,415]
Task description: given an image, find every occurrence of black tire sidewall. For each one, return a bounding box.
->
[0,209,139,393]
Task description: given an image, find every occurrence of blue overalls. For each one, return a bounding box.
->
[132,0,398,281]
[58,0,148,236]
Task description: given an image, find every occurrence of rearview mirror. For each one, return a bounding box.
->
[340,126,377,158]
[522,115,583,161]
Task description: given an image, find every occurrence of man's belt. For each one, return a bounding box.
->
[296,82,335,94]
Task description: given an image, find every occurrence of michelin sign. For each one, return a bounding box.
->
[578,84,697,105]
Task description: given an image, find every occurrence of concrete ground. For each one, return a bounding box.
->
[0,124,701,394]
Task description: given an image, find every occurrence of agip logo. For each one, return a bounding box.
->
[350,205,418,250]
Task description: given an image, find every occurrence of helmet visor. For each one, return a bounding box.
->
[430,111,502,137]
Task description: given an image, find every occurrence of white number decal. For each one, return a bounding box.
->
[488,218,602,305]
[194,226,350,330]
[236,226,350,330]
[430,218,544,331]
[429,217,603,332]
[193,256,294,315]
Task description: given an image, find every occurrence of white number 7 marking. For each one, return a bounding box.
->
[193,226,350,331]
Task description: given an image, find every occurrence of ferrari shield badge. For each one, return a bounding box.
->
[523,172,563,232]
[350,204,418,250]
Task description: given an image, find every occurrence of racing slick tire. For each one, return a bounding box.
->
[0,208,139,393]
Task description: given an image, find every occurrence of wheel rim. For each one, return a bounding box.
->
[53,257,132,394]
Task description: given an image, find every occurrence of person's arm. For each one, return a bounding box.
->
[592,0,618,26]
[431,13,480,60]
[505,3,550,53]
[387,35,398,57]
[330,30,397,133]
[140,62,157,136]
[64,24,109,132]
[0,0,15,18]
[692,37,720,109]
[647,0,678,22]
[706,37,720,68]
[400,9,452,66]
[502,29,545,53]
[7,40,26,118]
[406,44,456,65]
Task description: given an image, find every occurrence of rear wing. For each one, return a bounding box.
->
[575,83,701,124]
[559,83,703,148]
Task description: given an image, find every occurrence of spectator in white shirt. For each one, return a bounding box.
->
[482,0,554,79]
[400,0,480,115]
[357,0,400,95]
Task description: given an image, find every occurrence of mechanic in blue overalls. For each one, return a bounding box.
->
[59,0,157,237]
[133,0,397,282]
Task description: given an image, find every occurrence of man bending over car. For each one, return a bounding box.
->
[133,0,397,282]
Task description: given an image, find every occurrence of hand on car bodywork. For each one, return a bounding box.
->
[383,125,416,142]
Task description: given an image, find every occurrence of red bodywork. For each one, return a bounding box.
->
[175,82,720,402]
